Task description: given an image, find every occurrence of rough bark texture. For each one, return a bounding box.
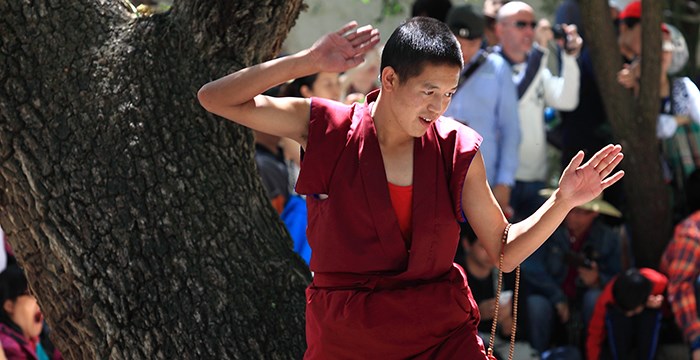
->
[0,0,310,358]
[581,0,670,268]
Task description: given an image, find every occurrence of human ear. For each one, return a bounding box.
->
[3,299,13,315]
[380,67,399,91]
[300,85,313,98]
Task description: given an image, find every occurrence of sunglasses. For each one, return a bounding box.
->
[510,20,537,29]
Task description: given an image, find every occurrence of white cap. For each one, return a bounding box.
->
[665,23,689,74]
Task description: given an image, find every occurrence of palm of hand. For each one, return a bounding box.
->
[312,34,357,72]
[309,22,379,73]
[558,165,605,207]
[558,145,624,208]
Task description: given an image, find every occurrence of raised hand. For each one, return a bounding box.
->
[557,145,624,209]
[562,24,583,56]
[308,22,381,73]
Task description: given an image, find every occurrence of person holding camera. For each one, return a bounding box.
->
[494,2,582,223]
[520,194,623,356]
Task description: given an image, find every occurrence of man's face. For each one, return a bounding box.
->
[497,9,536,59]
[384,63,460,138]
[661,32,673,73]
[457,37,483,64]
[565,207,598,235]
[619,19,642,57]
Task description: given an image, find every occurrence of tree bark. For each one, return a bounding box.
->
[0,0,310,358]
[581,0,670,268]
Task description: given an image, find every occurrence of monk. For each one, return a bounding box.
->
[198,17,624,359]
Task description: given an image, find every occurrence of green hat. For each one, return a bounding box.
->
[539,189,622,218]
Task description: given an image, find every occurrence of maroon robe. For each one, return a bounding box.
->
[297,90,486,359]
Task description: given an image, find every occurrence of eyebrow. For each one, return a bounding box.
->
[423,83,458,91]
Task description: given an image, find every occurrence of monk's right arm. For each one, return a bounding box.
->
[197,22,380,148]
[197,51,317,146]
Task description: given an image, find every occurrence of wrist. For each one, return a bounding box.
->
[295,49,323,75]
[551,188,577,211]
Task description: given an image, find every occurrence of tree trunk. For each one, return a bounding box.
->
[0,0,310,358]
[581,0,670,268]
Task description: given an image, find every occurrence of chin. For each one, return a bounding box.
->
[411,126,429,138]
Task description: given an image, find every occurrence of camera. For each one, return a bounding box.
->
[552,24,569,49]
[565,244,600,269]
[552,24,566,39]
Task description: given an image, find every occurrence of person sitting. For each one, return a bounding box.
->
[521,192,623,355]
[455,222,538,360]
[0,260,61,360]
[586,267,667,360]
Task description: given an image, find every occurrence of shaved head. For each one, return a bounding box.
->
[496,1,533,22]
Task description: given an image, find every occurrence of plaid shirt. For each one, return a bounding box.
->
[661,210,700,343]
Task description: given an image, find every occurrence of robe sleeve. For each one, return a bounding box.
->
[435,117,483,222]
[295,97,354,196]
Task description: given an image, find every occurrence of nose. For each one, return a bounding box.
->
[427,94,447,115]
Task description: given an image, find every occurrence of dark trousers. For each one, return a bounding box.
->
[603,306,662,360]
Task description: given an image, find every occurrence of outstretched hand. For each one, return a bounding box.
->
[557,145,624,208]
[308,22,381,73]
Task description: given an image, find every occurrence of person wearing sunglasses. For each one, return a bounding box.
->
[494,1,583,226]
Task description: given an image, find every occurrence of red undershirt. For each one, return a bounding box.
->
[388,182,413,248]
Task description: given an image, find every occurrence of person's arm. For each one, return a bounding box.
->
[197,22,380,147]
[639,268,668,296]
[665,226,700,346]
[683,77,700,125]
[656,114,679,139]
[542,53,580,111]
[463,145,624,272]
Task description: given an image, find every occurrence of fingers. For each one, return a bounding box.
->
[344,24,376,43]
[336,21,359,37]
[563,150,585,176]
[598,153,624,179]
[601,170,625,190]
[345,35,380,67]
[348,28,380,50]
[588,144,621,170]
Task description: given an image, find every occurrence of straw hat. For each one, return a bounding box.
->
[538,189,622,218]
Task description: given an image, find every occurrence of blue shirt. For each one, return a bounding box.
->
[444,51,520,186]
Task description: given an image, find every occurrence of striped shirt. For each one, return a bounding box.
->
[661,210,700,343]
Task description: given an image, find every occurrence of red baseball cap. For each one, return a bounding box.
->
[619,1,670,33]
[619,0,641,19]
